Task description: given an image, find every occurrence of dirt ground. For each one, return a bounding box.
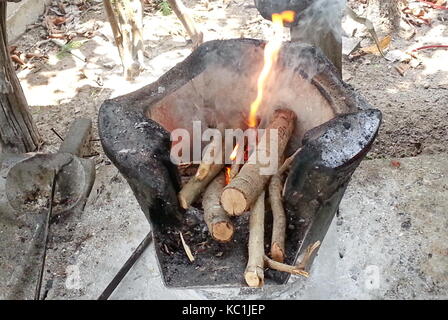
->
[3,0,448,299]
[10,0,448,161]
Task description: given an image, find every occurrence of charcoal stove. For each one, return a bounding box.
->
[98,39,381,288]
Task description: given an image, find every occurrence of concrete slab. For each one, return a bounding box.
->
[1,154,447,299]
[6,0,47,41]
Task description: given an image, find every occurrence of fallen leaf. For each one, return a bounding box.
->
[360,35,392,55]
[52,16,67,26]
[10,54,25,65]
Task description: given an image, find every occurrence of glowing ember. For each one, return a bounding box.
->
[230,144,239,161]
[248,10,295,128]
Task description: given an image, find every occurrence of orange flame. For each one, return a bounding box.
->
[225,167,231,185]
[230,144,239,161]
[248,10,295,128]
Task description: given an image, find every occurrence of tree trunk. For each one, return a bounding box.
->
[0,1,41,153]
[103,0,144,81]
[367,0,402,32]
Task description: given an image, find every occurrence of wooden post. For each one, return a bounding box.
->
[366,0,402,32]
[103,0,144,81]
[0,0,41,153]
[167,0,203,48]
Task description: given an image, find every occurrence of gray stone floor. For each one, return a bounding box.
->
[1,154,447,299]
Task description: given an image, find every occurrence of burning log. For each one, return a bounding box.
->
[244,192,265,287]
[229,162,240,180]
[202,172,234,242]
[221,109,296,215]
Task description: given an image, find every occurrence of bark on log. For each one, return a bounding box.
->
[103,0,144,81]
[0,2,41,153]
[178,141,224,209]
[195,124,224,181]
[269,174,286,263]
[244,191,265,287]
[367,0,402,32]
[263,255,309,277]
[268,149,300,262]
[202,172,234,242]
[221,109,296,215]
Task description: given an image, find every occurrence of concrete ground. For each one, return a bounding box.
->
[1,0,447,300]
[2,154,447,299]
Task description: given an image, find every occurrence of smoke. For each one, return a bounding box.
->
[292,0,346,44]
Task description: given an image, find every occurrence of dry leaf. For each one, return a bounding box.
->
[361,35,392,55]
[52,16,67,26]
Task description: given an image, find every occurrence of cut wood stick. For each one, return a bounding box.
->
[196,125,224,181]
[178,142,224,209]
[278,147,301,175]
[202,172,234,242]
[178,162,223,209]
[244,192,265,288]
[297,241,321,270]
[268,149,301,262]
[229,162,240,180]
[263,255,309,277]
[221,109,296,215]
[269,174,286,263]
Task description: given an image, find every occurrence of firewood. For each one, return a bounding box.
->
[229,162,240,179]
[278,147,301,175]
[263,255,309,277]
[196,125,224,181]
[269,174,286,263]
[178,144,224,209]
[178,163,223,209]
[244,192,265,287]
[268,148,301,262]
[221,109,296,215]
[296,241,321,270]
[202,172,234,242]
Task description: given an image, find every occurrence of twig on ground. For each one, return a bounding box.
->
[263,255,309,277]
[179,231,195,262]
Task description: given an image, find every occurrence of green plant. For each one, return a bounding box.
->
[159,1,172,16]
[56,40,84,60]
